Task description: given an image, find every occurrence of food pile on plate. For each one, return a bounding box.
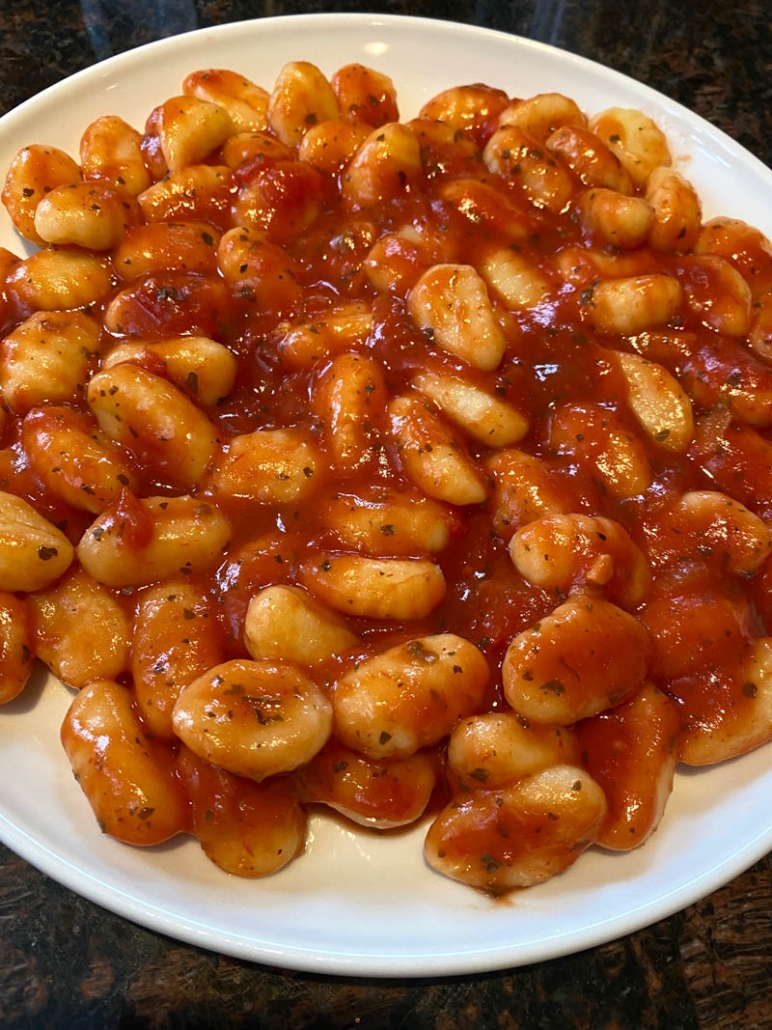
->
[0,59,771,893]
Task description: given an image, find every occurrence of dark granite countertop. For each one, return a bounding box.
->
[1,2,771,1028]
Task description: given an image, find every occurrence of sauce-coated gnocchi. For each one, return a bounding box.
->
[1,61,771,896]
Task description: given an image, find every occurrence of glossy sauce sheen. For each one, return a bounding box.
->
[2,64,772,891]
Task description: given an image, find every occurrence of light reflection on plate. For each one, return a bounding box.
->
[1,13,771,977]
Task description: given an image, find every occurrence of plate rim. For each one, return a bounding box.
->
[0,11,771,979]
[2,10,769,181]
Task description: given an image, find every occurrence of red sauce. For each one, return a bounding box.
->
[6,67,772,880]
[10,104,768,704]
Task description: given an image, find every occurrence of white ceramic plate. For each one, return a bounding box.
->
[1,13,771,978]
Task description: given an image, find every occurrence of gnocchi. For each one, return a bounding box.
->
[0,61,769,899]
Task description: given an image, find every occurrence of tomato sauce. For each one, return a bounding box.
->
[8,110,767,698]
[4,64,772,885]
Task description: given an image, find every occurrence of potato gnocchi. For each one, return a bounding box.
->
[1,60,771,893]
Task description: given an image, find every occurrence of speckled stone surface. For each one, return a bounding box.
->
[1,2,771,1027]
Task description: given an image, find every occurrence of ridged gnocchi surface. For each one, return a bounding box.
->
[0,60,770,896]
